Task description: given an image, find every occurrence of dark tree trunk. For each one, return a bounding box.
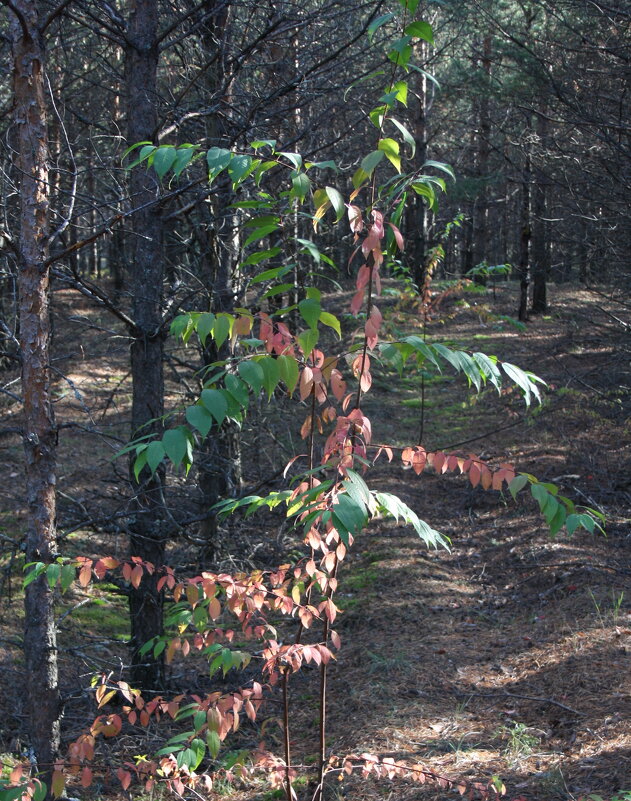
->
[11,1,61,787]
[518,145,532,323]
[125,0,166,692]
[531,111,549,314]
[472,35,492,284]
[194,0,242,560]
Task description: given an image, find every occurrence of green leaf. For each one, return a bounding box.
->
[373,491,447,549]
[297,238,322,264]
[369,105,387,128]
[331,493,369,545]
[280,152,302,170]
[186,404,213,437]
[423,159,456,181]
[46,562,61,589]
[201,388,228,425]
[352,167,370,189]
[297,328,319,359]
[298,298,321,329]
[319,311,341,338]
[206,146,231,176]
[361,150,385,175]
[212,315,232,349]
[162,428,188,468]
[378,138,401,172]
[60,564,75,593]
[242,248,282,268]
[225,374,249,409]
[258,356,281,399]
[393,80,408,106]
[173,145,197,177]
[509,474,529,500]
[367,12,395,40]
[146,440,165,473]
[388,117,416,157]
[549,503,567,536]
[126,143,156,169]
[325,186,345,221]
[291,172,311,202]
[238,360,264,394]
[196,312,215,346]
[133,448,148,481]
[388,37,412,68]
[397,0,419,11]
[228,154,253,185]
[244,224,278,249]
[472,352,501,391]
[404,20,434,43]
[206,730,221,759]
[249,265,290,284]
[249,139,276,150]
[502,362,537,406]
[410,180,437,210]
[306,159,339,171]
[152,146,177,179]
[277,355,299,395]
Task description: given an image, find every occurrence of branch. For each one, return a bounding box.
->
[41,0,74,31]
[3,0,30,40]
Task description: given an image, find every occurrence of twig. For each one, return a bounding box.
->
[455,689,582,715]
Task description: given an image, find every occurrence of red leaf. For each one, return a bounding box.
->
[117,768,132,791]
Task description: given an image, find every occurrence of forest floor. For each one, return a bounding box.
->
[1,280,630,801]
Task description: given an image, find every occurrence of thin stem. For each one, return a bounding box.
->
[282,667,293,801]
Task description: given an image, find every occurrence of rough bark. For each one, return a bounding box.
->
[125,0,166,691]
[518,143,532,323]
[194,0,242,560]
[11,0,61,785]
[472,35,492,283]
[531,110,549,313]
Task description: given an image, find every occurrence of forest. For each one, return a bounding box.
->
[0,1,629,801]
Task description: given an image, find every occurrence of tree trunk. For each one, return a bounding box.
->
[11,0,61,786]
[472,35,492,283]
[405,41,428,289]
[518,142,532,323]
[531,110,548,313]
[194,0,242,561]
[125,0,166,692]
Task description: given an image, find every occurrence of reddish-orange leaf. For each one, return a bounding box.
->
[80,767,93,788]
[130,564,143,589]
[469,463,481,488]
[208,597,221,620]
[117,768,132,791]
[9,765,23,784]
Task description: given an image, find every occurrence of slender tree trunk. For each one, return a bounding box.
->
[10,1,61,786]
[125,0,166,691]
[195,0,242,560]
[518,142,532,323]
[472,35,492,283]
[531,110,548,313]
[405,41,428,288]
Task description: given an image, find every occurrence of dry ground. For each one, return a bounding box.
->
[1,280,630,801]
